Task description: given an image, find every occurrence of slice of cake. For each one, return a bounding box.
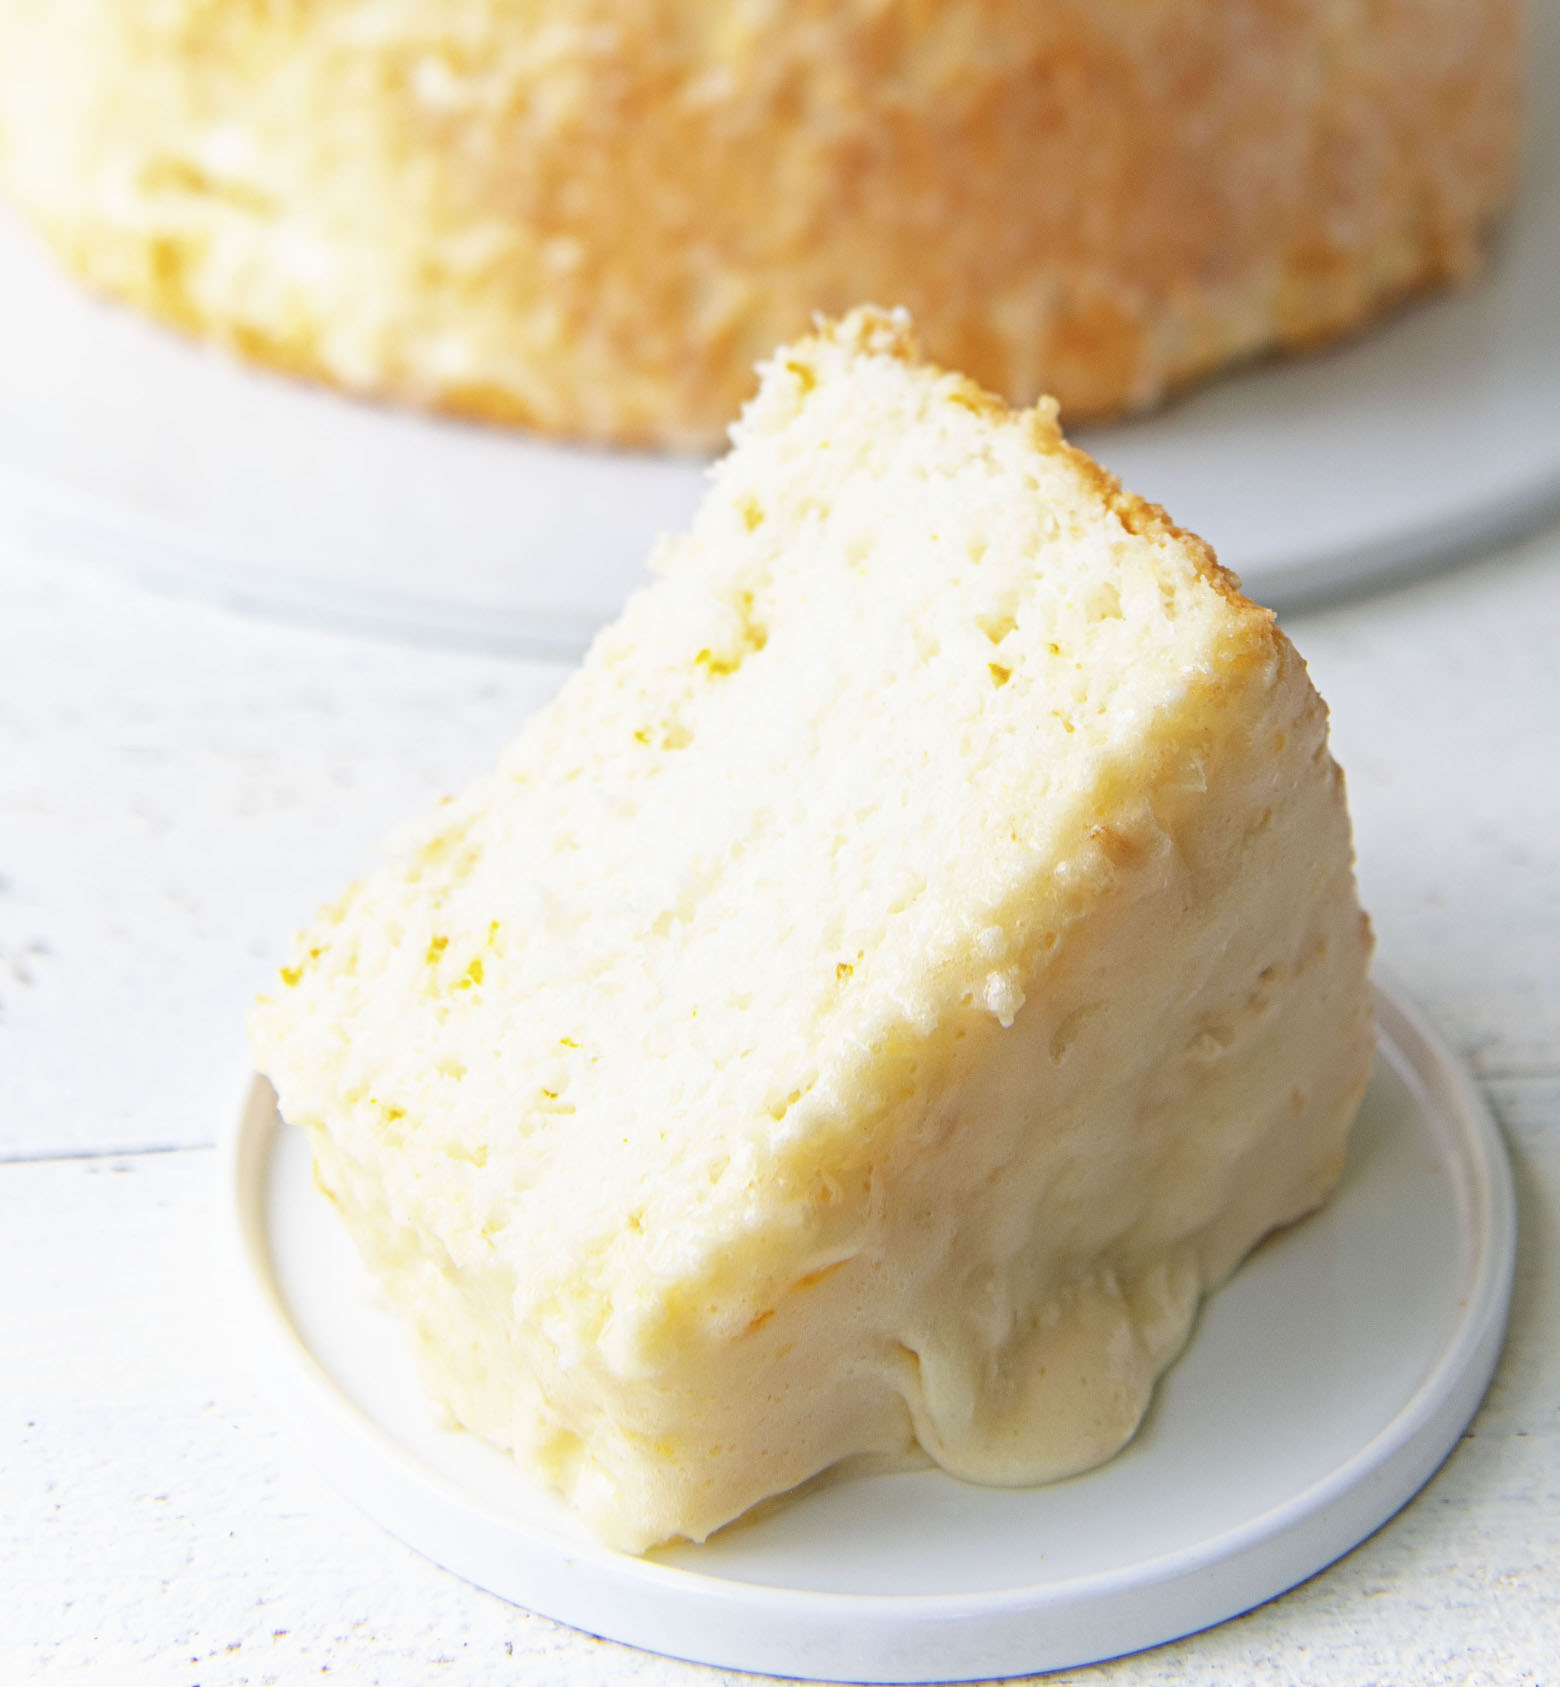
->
[249,307,1373,1552]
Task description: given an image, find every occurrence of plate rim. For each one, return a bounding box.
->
[219,970,1516,1677]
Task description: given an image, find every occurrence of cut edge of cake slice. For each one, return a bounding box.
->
[250,306,1374,1551]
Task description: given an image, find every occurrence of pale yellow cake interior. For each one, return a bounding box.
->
[249,308,1373,1551]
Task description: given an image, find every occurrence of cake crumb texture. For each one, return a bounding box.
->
[0,0,1526,444]
[249,308,1374,1550]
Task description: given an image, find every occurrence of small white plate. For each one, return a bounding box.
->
[6,10,1560,651]
[223,977,1514,1681]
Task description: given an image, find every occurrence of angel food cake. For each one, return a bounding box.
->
[0,0,1525,445]
[250,309,1374,1552]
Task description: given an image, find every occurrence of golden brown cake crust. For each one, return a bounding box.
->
[0,0,1526,446]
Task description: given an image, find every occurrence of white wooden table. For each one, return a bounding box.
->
[2,523,1556,1687]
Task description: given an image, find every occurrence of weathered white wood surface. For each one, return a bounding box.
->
[2,520,1558,1685]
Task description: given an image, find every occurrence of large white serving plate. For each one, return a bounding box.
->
[223,978,1514,1681]
[6,10,1560,652]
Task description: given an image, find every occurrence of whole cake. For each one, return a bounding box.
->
[249,308,1374,1551]
[0,0,1524,445]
